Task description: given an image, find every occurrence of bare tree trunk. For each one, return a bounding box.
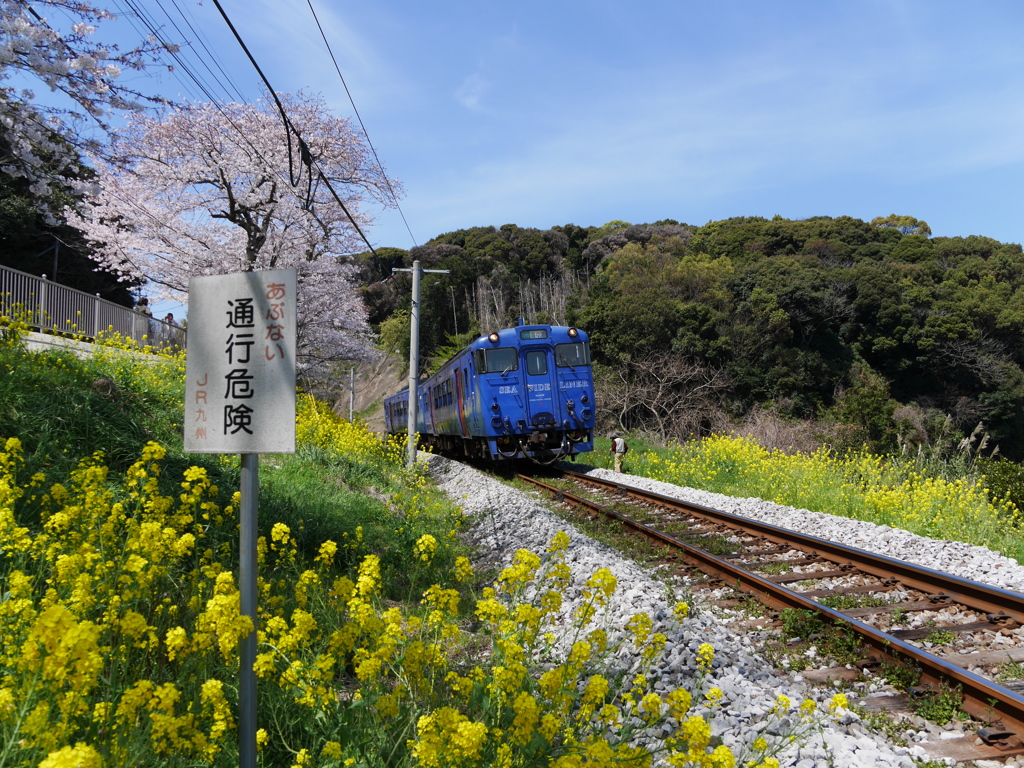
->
[596,352,730,440]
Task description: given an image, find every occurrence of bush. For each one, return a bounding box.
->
[978,456,1024,513]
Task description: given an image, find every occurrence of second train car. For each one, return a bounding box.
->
[384,321,595,462]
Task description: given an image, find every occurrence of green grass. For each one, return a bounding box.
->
[0,323,465,601]
[614,433,1024,564]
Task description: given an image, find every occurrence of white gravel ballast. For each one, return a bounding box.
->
[422,454,1021,768]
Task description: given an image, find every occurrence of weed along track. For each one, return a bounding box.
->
[517,467,1024,760]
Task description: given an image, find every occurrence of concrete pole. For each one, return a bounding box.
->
[391,259,448,468]
[349,367,355,422]
[407,260,421,467]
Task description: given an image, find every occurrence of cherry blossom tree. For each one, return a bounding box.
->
[0,0,169,213]
[67,91,401,371]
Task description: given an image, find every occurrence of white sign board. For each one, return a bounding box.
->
[185,269,297,454]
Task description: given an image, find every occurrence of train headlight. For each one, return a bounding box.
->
[491,402,500,411]
[488,332,499,343]
[568,327,578,338]
[581,395,589,404]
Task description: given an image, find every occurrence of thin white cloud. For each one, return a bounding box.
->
[218,0,408,112]
[455,73,491,111]
[429,26,1024,214]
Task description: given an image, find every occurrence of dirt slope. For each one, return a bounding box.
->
[334,353,406,433]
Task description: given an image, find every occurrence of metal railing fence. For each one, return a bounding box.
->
[0,263,186,350]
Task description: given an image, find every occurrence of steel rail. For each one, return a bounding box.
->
[560,469,1024,624]
[519,473,1024,738]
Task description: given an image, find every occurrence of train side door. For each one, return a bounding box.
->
[523,348,554,424]
[419,387,432,435]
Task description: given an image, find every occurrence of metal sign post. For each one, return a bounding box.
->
[238,452,258,768]
[392,259,448,467]
[184,269,297,768]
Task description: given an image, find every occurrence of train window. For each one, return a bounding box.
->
[526,350,547,375]
[555,342,591,368]
[482,347,518,373]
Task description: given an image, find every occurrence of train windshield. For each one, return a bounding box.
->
[526,350,548,375]
[481,347,518,373]
[555,342,591,368]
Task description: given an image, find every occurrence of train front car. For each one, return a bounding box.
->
[474,322,595,461]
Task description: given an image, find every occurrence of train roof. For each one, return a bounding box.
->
[384,322,588,399]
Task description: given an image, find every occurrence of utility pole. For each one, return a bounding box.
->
[338,366,356,421]
[392,259,449,467]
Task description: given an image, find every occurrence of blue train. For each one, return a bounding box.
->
[384,321,595,462]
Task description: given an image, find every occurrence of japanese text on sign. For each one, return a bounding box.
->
[185,270,297,454]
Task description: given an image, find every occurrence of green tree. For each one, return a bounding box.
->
[0,126,136,305]
[829,366,898,451]
[378,309,410,357]
[870,214,932,237]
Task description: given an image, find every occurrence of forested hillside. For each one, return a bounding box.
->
[358,215,1024,460]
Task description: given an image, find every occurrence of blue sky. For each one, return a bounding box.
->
[34,0,1024,307]
[168,0,1024,251]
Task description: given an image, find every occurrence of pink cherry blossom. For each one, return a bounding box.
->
[67,92,402,375]
[0,1,170,215]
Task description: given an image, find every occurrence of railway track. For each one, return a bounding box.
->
[517,468,1024,758]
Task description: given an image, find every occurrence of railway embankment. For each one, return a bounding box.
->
[428,453,1024,767]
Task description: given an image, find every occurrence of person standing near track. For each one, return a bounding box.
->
[610,432,628,473]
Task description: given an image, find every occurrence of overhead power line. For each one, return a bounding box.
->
[110,0,307,207]
[210,0,379,257]
[304,0,417,248]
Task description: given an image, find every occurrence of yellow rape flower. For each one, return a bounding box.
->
[709,744,736,768]
[322,741,343,759]
[584,567,618,605]
[681,714,711,751]
[315,540,338,567]
[772,694,791,714]
[409,707,488,767]
[697,642,715,670]
[454,556,473,582]
[511,691,540,744]
[667,687,693,719]
[355,554,381,597]
[39,743,104,768]
[497,549,541,594]
[546,530,570,554]
[626,612,653,648]
[413,533,438,562]
[583,674,609,704]
[422,584,460,616]
[638,692,663,723]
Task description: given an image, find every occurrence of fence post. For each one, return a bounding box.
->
[39,274,47,329]
[94,294,101,339]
